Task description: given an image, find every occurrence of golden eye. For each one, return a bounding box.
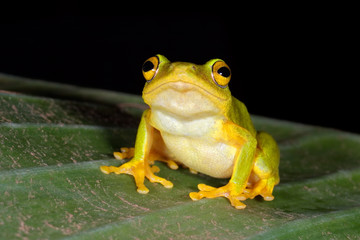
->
[142,56,160,82]
[212,60,231,88]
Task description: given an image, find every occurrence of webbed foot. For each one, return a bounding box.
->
[189,183,247,209]
[100,159,173,194]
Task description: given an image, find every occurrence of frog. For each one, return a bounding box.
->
[100,54,280,209]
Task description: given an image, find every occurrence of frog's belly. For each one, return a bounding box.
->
[160,132,237,178]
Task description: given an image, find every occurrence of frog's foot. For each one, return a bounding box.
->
[113,147,135,160]
[189,183,247,209]
[100,159,173,194]
[243,178,276,201]
[100,161,149,193]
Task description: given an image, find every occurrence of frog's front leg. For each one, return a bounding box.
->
[100,109,173,193]
[189,121,257,209]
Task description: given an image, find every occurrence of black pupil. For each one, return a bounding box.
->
[217,66,230,77]
[142,60,155,72]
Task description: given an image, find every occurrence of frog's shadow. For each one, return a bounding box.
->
[56,99,141,157]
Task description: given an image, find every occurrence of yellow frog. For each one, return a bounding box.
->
[101,55,280,209]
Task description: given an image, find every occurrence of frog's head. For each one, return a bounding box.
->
[142,54,233,117]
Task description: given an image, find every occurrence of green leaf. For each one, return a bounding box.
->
[1,73,360,239]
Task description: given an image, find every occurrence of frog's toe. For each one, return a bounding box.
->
[189,184,214,200]
[113,147,135,160]
[136,184,149,194]
[166,160,179,170]
[100,165,123,174]
[262,194,274,201]
[145,168,174,189]
[100,165,111,174]
[189,191,201,201]
[197,183,216,191]
[229,197,247,209]
[150,165,160,173]
[147,174,173,188]
[157,159,178,170]
[189,184,219,201]
[260,182,276,201]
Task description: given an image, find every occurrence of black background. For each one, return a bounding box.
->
[0,10,357,133]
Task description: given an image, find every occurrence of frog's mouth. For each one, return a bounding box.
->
[143,81,227,101]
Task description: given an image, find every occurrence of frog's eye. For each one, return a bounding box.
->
[211,60,231,88]
[142,56,160,82]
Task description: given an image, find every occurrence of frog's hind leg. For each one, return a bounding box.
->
[244,131,280,200]
[113,129,179,172]
[148,130,179,171]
